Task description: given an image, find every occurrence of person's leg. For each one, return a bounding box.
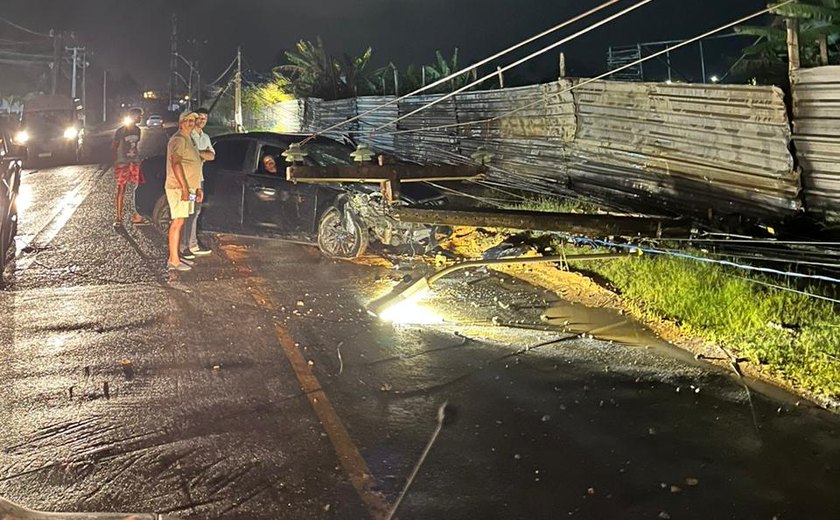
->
[128,163,145,223]
[188,200,201,250]
[181,208,196,252]
[168,218,184,265]
[115,183,126,223]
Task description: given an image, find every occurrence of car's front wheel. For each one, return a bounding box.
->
[151,194,171,233]
[317,206,368,259]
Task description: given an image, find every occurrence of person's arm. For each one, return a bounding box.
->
[199,135,215,161]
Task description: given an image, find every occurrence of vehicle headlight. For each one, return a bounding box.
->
[122,116,133,126]
[14,130,29,144]
[64,127,79,139]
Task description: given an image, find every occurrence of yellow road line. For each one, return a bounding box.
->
[218,238,391,520]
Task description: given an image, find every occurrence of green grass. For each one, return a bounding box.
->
[510,196,603,214]
[572,250,840,399]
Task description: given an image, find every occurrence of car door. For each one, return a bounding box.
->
[243,144,319,236]
[201,138,254,233]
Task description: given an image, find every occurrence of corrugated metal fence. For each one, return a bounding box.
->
[793,66,840,223]
[248,79,806,221]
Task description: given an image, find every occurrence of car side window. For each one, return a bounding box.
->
[211,139,250,171]
[256,145,285,176]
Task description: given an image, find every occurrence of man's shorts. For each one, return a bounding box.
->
[115,162,144,187]
[166,188,194,219]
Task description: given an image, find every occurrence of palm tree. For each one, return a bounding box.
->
[421,49,478,93]
[276,39,379,100]
[736,0,840,71]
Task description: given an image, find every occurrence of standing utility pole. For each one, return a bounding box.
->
[786,17,801,79]
[102,70,107,122]
[818,35,829,66]
[81,47,87,125]
[169,13,178,109]
[51,30,63,95]
[234,46,243,132]
[69,46,79,99]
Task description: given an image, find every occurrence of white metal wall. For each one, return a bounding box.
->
[793,66,840,223]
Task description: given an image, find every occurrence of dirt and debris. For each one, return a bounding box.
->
[437,226,833,410]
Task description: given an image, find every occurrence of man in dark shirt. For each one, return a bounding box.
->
[112,107,145,227]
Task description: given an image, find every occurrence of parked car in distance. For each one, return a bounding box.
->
[0,120,24,276]
[135,132,449,258]
[146,115,164,128]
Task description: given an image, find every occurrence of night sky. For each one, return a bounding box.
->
[1,0,770,94]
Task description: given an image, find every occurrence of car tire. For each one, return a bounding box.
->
[317,206,368,259]
[0,219,6,278]
[151,194,171,233]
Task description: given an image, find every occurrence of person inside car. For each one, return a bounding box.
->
[261,154,279,175]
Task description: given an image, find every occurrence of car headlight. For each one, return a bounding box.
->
[14,130,29,144]
[64,127,79,139]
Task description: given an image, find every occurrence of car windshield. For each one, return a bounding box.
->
[24,111,75,128]
[306,142,354,167]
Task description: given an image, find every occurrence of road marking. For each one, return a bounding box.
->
[15,165,109,271]
[217,238,391,520]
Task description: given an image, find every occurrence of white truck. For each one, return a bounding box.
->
[14,95,84,165]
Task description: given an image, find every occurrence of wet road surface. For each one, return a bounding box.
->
[1,128,839,519]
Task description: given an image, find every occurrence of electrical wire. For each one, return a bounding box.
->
[298,0,628,144]
[727,274,840,305]
[373,0,656,132]
[572,237,840,286]
[0,15,51,38]
[207,56,237,86]
[366,0,794,138]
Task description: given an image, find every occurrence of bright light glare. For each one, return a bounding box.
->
[379,300,443,325]
[16,184,33,212]
[122,116,133,126]
[14,130,29,144]
[63,127,78,139]
[710,75,720,83]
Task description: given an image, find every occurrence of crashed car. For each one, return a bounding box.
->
[135,132,447,258]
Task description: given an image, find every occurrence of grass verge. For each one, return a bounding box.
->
[490,196,840,402]
[572,248,840,401]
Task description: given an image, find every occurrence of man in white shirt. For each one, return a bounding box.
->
[181,107,215,258]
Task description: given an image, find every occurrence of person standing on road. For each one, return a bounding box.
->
[165,111,202,271]
[111,107,145,228]
[180,107,215,260]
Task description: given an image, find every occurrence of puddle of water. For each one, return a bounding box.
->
[540,301,700,365]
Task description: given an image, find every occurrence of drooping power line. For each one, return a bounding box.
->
[298,0,628,144]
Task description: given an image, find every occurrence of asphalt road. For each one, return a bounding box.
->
[1,127,839,520]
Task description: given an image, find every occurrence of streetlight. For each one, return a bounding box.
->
[173,71,192,108]
[174,52,200,107]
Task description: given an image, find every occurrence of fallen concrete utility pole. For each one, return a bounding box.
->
[394,207,689,238]
[287,164,484,203]
[369,251,636,318]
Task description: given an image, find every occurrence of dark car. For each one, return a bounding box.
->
[0,120,24,275]
[135,132,447,258]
